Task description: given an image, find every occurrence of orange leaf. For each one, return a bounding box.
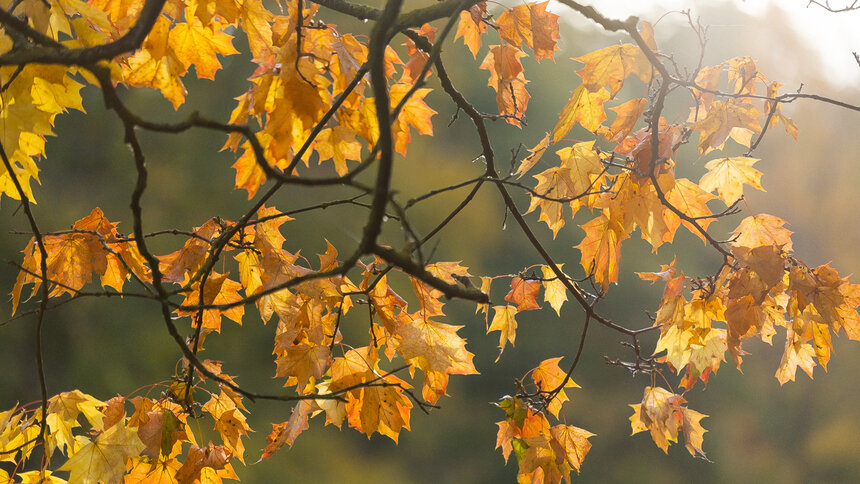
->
[159,217,230,283]
[275,343,332,392]
[480,44,530,127]
[12,208,149,313]
[504,276,541,311]
[496,1,559,61]
[389,83,436,155]
[455,3,487,58]
[261,400,318,459]
[576,210,628,293]
[531,356,578,417]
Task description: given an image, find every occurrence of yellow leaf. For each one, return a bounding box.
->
[315,126,362,176]
[488,305,518,358]
[514,133,550,179]
[170,19,238,80]
[541,265,568,316]
[395,315,479,404]
[58,423,146,484]
[574,43,652,96]
[699,156,764,204]
[549,424,594,473]
[692,99,762,153]
[731,214,793,251]
[552,84,609,142]
[775,333,817,385]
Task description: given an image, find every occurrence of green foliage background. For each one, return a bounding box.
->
[1,1,859,482]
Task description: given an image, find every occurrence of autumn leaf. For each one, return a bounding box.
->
[574,43,652,96]
[693,99,762,153]
[552,84,610,142]
[496,1,560,61]
[394,315,478,404]
[576,210,628,293]
[455,3,487,58]
[175,443,234,483]
[664,177,716,242]
[261,400,318,459]
[328,347,413,442]
[389,83,436,155]
[403,24,437,83]
[531,357,578,417]
[12,208,149,314]
[699,156,764,204]
[239,0,275,65]
[170,19,238,80]
[549,424,594,473]
[629,386,708,458]
[541,265,568,316]
[480,44,530,127]
[121,16,187,108]
[314,126,362,176]
[275,342,332,393]
[159,217,230,284]
[175,271,245,332]
[599,97,647,144]
[526,141,603,237]
[58,422,146,483]
[505,276,541,311]
[775,330,817,385]
[136,408,186,460]
[488,305,519,358]
[515,133,550,178]
[731,214,793,251]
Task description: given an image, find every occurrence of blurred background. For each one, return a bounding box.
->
[1,0,859,482]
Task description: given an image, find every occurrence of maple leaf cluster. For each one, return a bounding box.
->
[2,0,860,482]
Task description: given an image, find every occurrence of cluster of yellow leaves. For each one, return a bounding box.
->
[690,57,797,153]
[1,0,441,205]
[505,25,802,305]
[641,214,860,391]
[465,1,559,126]
[494,359,591,484]
[10,202,484,475]
[223,3,437,198]
[0,0,249,201]
[0,383,247,483]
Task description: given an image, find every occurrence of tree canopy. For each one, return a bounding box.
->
[1,0,859,482]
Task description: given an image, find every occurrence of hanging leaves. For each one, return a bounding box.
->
[3,0,859,481]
